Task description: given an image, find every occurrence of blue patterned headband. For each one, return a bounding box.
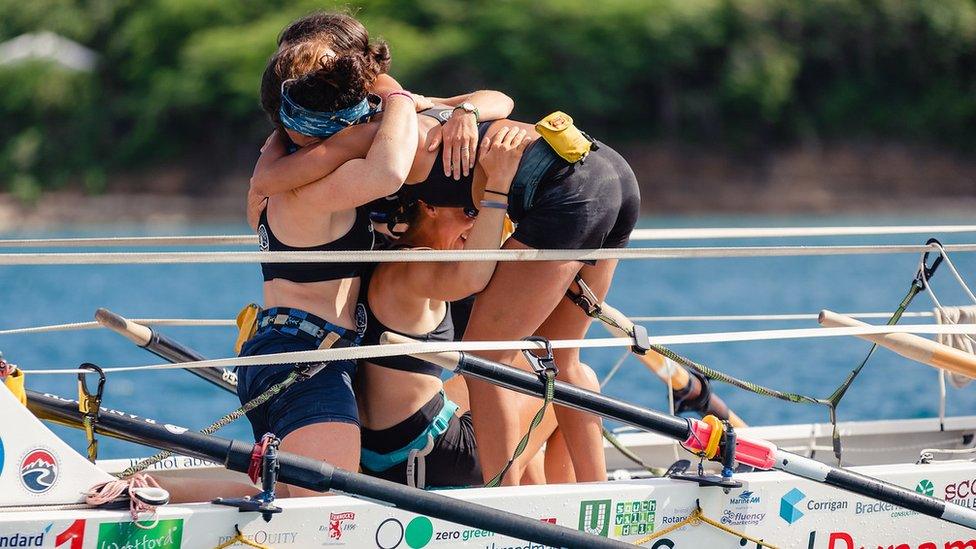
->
[278,80,375,138]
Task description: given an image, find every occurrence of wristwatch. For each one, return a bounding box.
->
[453,102,480,122]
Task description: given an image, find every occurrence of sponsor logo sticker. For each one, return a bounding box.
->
[916,479,934,497]
[216,528,298,546]
[579,499,611,537]
[722,489,765,526]
[0,435,5,478]
[321,511,356,544]
[20,448,58,494]
[0,520,86,549]
[96,518,182,549]
[779,488,847,524]
[613,500,656,537]
[404,516,433,548]
[375,518,404,549]
[779,488,805,524]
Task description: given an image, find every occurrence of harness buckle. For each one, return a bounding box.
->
[916,238,945,289]
[78,363,106,462]
[521,336,558,380]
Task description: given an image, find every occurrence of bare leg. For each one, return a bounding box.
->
[278,421,360,497]
[534,262,618,481]
[443,375,470,415]
[543,428,576,484]
[463,240,583,485]
[520,451,547,485]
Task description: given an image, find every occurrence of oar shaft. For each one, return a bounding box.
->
[819,309,976,378]
[27,389,629,548]
[458,352,692,440]
[773,448,970,527]
[96,308,237,393]
[401,341,976,531]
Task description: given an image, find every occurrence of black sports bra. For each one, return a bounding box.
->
[358,265,452,377]
[398,108,495,210]
[259,205,375,283]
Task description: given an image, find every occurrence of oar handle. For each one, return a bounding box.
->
[819,309,976,378]
[96,307,237,393]
[95,307,152,346]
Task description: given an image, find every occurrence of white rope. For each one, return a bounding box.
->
[0,319,234,336]
[20,324,976,376]
[629,225,976,240]
[918,242,976,389]
[0,312,936,336]
[630,312,934,322]
[1,243,975,265]
[3,225,975,248]
[0,235,256,248]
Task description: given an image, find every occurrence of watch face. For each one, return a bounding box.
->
[461,102,476,112]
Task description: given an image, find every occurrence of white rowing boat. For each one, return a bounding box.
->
[2,232,976,548]
[4,386,976,548]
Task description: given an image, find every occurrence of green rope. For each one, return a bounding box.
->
[116,369,302,478]
[580,269,928,466]
[485,370,556,488]
[602,428,665,476]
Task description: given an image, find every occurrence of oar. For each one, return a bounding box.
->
[25,390,629,549]
[597,301,746,427]
[819,309,976,378]
[382,332,976,531]
[95,308,237,394]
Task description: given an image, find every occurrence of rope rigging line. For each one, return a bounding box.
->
[573,242,952,466]
[0,312,935,337]
[1,243,975,265]
[0,318,234,336]
[17,324,976,376]
[629,311,934,322]
[3,225,975,248]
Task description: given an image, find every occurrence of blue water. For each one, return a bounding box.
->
[2,215,975,459]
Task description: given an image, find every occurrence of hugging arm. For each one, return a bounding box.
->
[426,90,515,180]
[289,93,419,213]
[400,127,528,302]
[250,87,514,196]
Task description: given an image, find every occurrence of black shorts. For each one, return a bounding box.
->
[512,143,640,251]
[360,393,482,488]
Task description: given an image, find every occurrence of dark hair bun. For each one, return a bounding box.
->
[288,53,371,112]
[367,41,391,77]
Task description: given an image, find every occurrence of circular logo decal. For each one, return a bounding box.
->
[374,518,404,549]
[0,436,5,478]
[355,303,368,337]
[20,448,58,493]
[257,224,270,251]
[405,516,433,549]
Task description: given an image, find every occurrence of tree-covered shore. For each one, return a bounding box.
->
[2,0,975,205]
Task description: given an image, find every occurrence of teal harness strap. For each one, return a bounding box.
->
[361,393,459,473]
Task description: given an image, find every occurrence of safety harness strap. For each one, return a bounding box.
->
[484,337,558,488]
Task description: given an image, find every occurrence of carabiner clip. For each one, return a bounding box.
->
[916,238,945,288]
[78,363,106,415]
[521,336,558,380]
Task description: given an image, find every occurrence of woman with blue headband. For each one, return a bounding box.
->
[238,17,515,497]
[236,48,419,498]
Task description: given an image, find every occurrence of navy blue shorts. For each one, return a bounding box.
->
[237,309,362,441]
